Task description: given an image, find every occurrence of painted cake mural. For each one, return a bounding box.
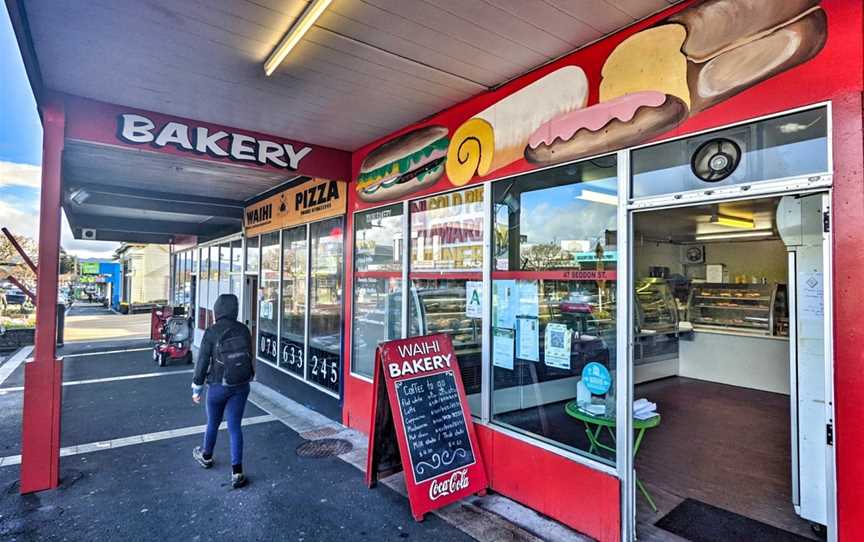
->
[355,0,827,203]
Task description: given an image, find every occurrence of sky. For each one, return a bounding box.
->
[0,5,119,259]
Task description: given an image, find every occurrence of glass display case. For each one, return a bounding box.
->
[687,283,787,336]
[635,278,679,334]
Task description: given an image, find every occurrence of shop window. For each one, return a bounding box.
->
[246,236,260,274]
[631,106,828,199]
[257,232,280,363]
[208,246,220,309]
[491,156,619,465]
[280,226,307,376]
[352,204,403,379]
[409,187,484,415]
[199,247,209,314]
[308,217,343,392]
[229,239,242,296]
[219,243,231,295]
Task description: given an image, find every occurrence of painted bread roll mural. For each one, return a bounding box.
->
[444,66,589,186]
[353,0,828,204]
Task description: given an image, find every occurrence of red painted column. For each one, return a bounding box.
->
[20,98,65,494]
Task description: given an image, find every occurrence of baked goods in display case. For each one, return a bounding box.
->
[687,283,788,336]
[635,278,678,334]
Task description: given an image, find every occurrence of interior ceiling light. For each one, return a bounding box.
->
[264,0,332,76]
[694,230,773,241]
[711,214,755,229]
[577,189,618,206]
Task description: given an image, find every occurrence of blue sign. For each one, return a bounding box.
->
[581,362,612,395]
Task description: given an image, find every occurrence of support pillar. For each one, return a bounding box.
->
[20,98,65,493]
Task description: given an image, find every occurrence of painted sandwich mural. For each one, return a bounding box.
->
[355,0,828,204]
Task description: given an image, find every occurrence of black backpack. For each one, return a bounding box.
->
[215,326,254,386]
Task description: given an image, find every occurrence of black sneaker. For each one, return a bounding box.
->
[192,446,214,469]
[231,472,247,488]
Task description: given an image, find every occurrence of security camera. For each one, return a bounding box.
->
[81,228,97,240]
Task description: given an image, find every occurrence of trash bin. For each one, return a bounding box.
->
[56,302,66,347]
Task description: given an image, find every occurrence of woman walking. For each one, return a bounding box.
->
[191,293,254,488]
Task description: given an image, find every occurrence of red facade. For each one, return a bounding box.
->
[341,1,864,539]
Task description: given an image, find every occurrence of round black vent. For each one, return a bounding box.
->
[691,138,741,183]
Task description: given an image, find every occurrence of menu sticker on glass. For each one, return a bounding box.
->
[544,323,572,369]
[516,317,539,362]
[465,281,483,319]
[492,327,515,370]
[800,271,824,321]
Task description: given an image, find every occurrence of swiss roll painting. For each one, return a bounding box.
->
[354,0,828,205]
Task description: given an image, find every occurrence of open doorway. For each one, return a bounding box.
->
[631,193,832,541]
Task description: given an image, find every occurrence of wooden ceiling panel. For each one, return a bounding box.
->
[23,0,684,152]
[484,0,603,46]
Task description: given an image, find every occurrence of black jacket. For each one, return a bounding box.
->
[193,294,253,387]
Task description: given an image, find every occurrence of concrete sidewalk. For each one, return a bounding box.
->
[63,302,150,343]
[0,343,591,541]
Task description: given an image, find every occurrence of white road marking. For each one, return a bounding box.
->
[63,347,152,358]
[0,346,32,386]
[0,414,276,466]
[0,369,194,393]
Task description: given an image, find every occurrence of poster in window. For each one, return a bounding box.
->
[516,280,539,318]
[492,327,515,370]
[544,323,572,369]
[465,281,482,319]
[516,316,539,362]
[493,280,517,329]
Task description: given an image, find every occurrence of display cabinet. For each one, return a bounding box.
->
[687,283,788,336]
[411,288,482,352]
[635,278,679,334]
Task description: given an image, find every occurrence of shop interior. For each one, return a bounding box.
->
[632,194,828,541]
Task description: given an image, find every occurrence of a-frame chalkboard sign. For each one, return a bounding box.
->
[366,334,487,521]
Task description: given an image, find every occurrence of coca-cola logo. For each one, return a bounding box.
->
[428,469,469,501]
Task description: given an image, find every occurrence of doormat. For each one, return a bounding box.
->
[655,498,815,542]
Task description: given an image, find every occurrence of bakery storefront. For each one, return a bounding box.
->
[341,1,861,541]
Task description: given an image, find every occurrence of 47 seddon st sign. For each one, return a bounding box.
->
[366,334,487,521]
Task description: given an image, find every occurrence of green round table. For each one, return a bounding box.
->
[564,400,661,512]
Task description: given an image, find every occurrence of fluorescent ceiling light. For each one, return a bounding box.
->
[577,189,618,206]
[711,214,755,229]
[264,0,332,76]
[694,230,773,241]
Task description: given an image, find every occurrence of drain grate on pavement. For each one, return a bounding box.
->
[295,438,353,458]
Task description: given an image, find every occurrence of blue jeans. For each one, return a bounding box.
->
[203,383,250,466]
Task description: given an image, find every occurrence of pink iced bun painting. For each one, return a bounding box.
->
[525,92,687,165]
[524,0,827,166]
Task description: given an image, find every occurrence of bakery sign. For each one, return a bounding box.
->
[118,114,312,170]
[244,178,347,237]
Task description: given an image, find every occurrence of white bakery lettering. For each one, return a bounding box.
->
[117,114,312,170]
[428,469,469,501]
[388,340,453,378]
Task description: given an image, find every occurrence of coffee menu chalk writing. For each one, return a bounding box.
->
[395,371,475,483]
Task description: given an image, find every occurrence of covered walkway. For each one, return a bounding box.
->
[0,342,479,541]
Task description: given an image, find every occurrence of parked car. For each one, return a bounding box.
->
[4,287,27,306]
